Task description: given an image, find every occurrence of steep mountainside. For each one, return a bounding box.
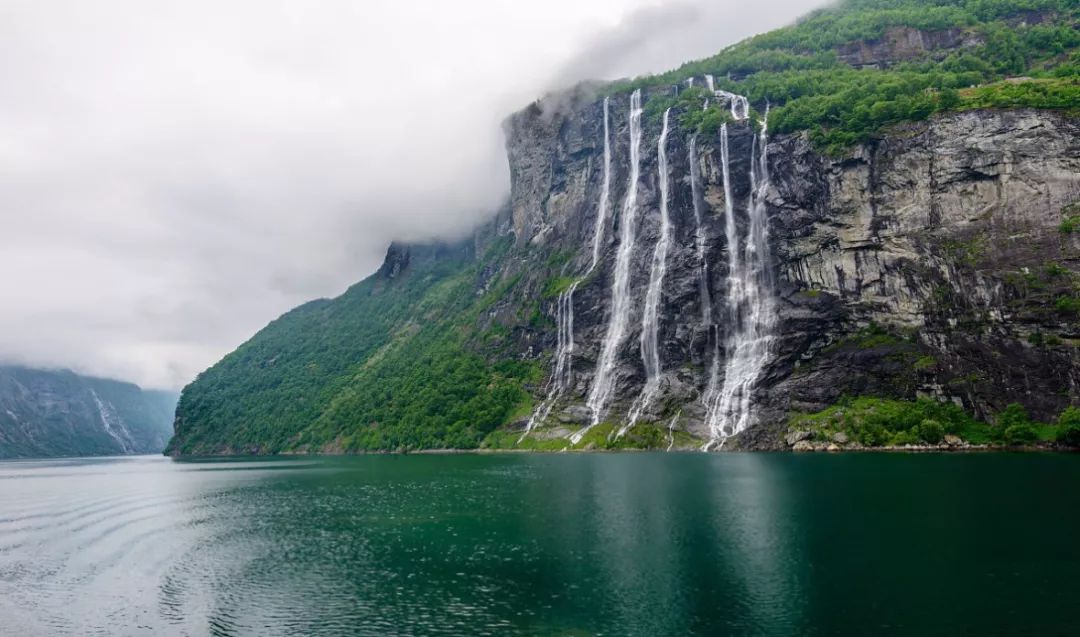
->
[0,366,177,458]
[168,0,1080,455]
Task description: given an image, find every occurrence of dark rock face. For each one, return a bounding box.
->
[0,366,177,459]
[835,26,983,68]
[499,99,1080,449]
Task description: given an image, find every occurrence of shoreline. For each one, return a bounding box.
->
[166,443,1076,459]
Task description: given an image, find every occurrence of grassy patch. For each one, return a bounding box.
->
[604,0,1080,154]
[481,429,569,451]
[484,420,682,452]
[1062,202,1080,233]
[913,355,938,370]
[790,397,980,446]
[828,323,906,351]
[1055,295,1080,314]
[790,397,1078,447]
[542,276,578,299]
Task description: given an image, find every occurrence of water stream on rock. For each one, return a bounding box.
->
[689,136,712,325]
[623,107,673,435]
[521,98,612,441]
[89,389,131,453]
[715,90,750,121]
[704,111,776,449]
[589,97,613,272]
[577,89,643,443]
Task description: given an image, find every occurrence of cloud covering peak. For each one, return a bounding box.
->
[0,0,823,389]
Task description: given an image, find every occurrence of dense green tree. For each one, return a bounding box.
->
[1057,407,1080,447]
[610,0,1079,153]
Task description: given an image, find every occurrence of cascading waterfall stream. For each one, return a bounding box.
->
[575,89,644,444]
[622,108,673,436]
[520,97,612,442]
[665,411,681,452]
[714,90,750,121]
[703,109,776,450]
[589,97,613,272]
[689,136,712,326]
[702,123,736,435]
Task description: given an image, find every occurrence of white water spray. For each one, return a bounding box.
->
[623,107,673,435]
[702,123,735,435]
[689,136,712,326]
[714,90,750,121]
[576,89,644,444]
[589,97,613,271]
[703,110,776,449]
[90,389,132,453]
[521,99,613,442]
[665,411,681,452]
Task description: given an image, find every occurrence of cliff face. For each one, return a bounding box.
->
[167,0,1080,453]
[497,98,1079,448]
[167,93,1080,454]
[764,110,1080,443]
[0,366,177,458]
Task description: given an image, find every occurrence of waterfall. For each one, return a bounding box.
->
[589,97,613,271]
[665,411,681,452]
[90,389,131,453]
[623,107,673,435]
[689,136,712,325]
[702,124,735,436]
[520,99,613,442]
[705,74,715,92]
[576,89,644,443]
[714,90,750,121]
[704,111,776,449]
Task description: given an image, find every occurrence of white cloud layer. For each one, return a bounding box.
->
[0,0,824,389]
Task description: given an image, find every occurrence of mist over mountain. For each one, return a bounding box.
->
[0,0,823,391]
[0,366,177,459]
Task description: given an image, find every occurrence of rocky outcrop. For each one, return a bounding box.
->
[0,366,177,458]
[762,110,1080,439]
[835,26,983,68]
[498,98,1080,449]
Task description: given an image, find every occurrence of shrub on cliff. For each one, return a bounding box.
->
[1004,423,1039,445]
[1057,407,1080,447]
[789,397,980,446]
[917,419,945,444]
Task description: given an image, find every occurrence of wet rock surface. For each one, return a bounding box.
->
[497,101,1080,450]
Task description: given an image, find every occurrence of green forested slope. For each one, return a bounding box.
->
[166,238,538,454]
[621,0,1079,152]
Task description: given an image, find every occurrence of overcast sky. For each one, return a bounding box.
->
[0,0,825,390]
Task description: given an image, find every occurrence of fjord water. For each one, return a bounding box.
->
[1,454,1077,636]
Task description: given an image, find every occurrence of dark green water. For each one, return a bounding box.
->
[0,453,1076,636]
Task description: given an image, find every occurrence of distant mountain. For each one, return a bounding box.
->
[0,366,178,459]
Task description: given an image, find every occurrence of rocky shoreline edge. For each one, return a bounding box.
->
[782,429,1073,453]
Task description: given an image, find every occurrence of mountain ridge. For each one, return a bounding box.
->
[0,365,178,458]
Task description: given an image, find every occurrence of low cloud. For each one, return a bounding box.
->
[0,0,823,389]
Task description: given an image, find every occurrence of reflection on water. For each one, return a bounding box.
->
[0,453,1078,635]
